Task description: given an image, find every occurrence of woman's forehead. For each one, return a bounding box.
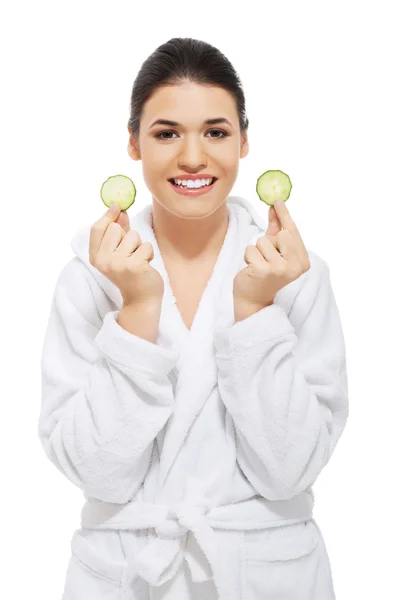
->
[142,83,238,126]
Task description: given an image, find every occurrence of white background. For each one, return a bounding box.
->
[1,1,399,598]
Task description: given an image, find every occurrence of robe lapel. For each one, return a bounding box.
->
[131,200,267,490]
[150,203,239,488]
[71,197,268,494]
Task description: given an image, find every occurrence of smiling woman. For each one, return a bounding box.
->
[39,36,348,600]
[126,37,250,264]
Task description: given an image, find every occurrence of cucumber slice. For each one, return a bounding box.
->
[100,174,136,211]
[256,170,292,206]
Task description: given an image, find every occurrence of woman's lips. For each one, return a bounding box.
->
[168,178,217,196]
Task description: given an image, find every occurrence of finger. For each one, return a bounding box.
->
[90,203,121,256]
[266,205,282,238]
[276,230,301,264]
[274,200,309,257]
[273,199,299,234]
[116,210,131,234]
[132,240,155,263]
[256,235,285,267]
[265,233,281,253]
[280,231,310,269]
[114,228,141,256]
[99,222,124,254]
[244,244,268,269]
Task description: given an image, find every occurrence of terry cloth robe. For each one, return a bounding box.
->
[38,194,348,600]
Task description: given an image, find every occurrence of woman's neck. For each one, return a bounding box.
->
[151,200,229,264]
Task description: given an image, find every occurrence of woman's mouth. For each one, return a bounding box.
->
[168,177,218,196]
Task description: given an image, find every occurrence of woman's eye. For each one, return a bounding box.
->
[155,131,176,140]
[155,129,228,140]
[208,129,227,138]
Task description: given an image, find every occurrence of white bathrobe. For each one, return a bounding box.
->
[38,195,348,600]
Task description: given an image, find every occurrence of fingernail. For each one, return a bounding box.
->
[276,199,284,207]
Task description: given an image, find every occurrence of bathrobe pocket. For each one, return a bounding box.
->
[62,529,130,600]
[240,520,334,600]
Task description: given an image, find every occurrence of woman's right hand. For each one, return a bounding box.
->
[89,203,164,307]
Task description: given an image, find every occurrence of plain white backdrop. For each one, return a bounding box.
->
[1,1,399,598]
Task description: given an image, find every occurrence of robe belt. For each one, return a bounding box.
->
[80,487,314,600]
[131,495,233,596]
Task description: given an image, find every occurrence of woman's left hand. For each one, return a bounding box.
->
[233,199,311,312]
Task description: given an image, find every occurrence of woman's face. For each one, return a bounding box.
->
[127,81,249,219]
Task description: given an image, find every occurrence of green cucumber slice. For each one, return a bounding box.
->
[256,170,292,206]
[100,174,136,211]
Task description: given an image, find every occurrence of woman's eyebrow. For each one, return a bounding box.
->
[149,117,232,129]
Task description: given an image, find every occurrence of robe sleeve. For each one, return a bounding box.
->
[38,259,179,504]
[213,254,349,501]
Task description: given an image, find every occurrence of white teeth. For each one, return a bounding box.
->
[172,178,213,188]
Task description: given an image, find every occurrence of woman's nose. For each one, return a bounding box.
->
[178,136,208,168]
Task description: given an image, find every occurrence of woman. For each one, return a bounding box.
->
[38,37,348,600]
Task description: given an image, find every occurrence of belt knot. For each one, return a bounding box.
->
[155,497,211,539]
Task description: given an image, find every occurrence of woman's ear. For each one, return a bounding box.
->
[240,134,249,159]
[127,125,141,161]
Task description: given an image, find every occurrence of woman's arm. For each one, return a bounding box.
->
[214,254,349,501]
[38,258,179,504]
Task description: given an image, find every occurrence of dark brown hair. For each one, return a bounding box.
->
[128,37,249,140]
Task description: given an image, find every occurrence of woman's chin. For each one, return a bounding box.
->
[155,199,226,220]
